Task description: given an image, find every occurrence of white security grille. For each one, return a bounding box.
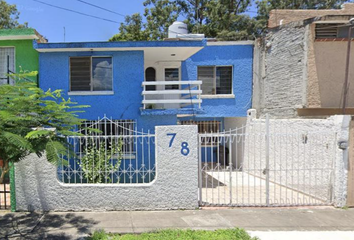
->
[198,117,336,207]
[180,120,222,146]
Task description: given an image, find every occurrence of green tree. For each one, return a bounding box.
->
[110,0,181,41]
[143,0,181,40]
[205,0,256,40]
[109,13,147,41]
[0,0,27,29]
[109,0,254,41]
[177,0,211,33]
[79,139,123,183]
[256,0,348,32]
[0,73,88,183]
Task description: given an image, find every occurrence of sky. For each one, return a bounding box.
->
[6,0,258,42]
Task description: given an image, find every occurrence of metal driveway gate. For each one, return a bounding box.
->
[198,117,336,207]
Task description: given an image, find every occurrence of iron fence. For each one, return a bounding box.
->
[198,116,337,207]
[58,117,155,184]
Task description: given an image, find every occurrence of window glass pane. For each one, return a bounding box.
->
[216,66,232,94]
[198,66,214,95]
[0,47,15,85]
[165,68,179,90]
[70,57,91,91]
[92,57,113,91]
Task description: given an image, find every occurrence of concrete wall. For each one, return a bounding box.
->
[347,119,354,207]
[253,21,307,117]
[308,41,354,108]
[15,125,198,211]
[182,44,254,118]
[243,110,350,207]
[306,23,321,108]
[255,18,354,115]
[224,117,247,169]
[268,3,354,28]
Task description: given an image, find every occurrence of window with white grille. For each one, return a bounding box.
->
[198,66,232,95]
[0,47,15,85]
[180,120,221,145]
[70,56,113,92]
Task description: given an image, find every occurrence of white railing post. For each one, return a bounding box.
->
[199,82,201,109]
[143,82,146,109]
[265,113,270,206]
[141,80,202,109]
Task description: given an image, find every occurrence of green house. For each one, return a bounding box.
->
[0,28,46,85]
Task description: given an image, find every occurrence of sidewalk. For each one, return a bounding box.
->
[1,207,354,239]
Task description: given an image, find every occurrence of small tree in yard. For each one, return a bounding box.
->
[80,139,123,183]
[0,72,89,184]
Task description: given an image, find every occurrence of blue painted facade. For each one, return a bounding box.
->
[39,50,177,131]
[38,41,253,126]
[182,44,253,118]
[37,40,253,169]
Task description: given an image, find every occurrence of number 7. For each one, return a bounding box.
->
[167,133,176,147]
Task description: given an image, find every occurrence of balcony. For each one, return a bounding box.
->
[141,80,203,115]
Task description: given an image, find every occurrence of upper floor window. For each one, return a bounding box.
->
[70,56,112,92]
[198,66,232,95]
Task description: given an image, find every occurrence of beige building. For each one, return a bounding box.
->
[253,3,354,117]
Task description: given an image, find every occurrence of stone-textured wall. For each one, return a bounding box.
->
[254,21,307,118]
[15,125,198,211]
[243,110,350,207]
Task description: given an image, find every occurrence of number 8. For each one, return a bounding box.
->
[181,142,190,156]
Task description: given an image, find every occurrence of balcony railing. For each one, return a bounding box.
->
[142,80,202,110]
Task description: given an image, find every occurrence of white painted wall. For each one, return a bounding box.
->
[224,117,247,169]
[144,60,181,109]
[243,110,350,207]
[15,125,199,211]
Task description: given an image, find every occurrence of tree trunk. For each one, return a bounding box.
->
[0,160,9,184]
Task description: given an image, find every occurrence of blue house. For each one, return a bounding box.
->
[36,40,253,129]
[35,38,253,183]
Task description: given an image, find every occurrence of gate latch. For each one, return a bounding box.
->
[338,141,348,150]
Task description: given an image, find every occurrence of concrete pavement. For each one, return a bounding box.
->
[1,207,354,239]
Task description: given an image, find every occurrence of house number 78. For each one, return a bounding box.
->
[167,133,190,156]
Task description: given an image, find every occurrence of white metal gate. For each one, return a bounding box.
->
[198,116,337,207]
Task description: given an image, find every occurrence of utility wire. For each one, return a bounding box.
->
[32,0,121,24]
[76,0,126,17]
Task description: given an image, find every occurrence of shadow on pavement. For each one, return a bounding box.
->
[0,212,98,239]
